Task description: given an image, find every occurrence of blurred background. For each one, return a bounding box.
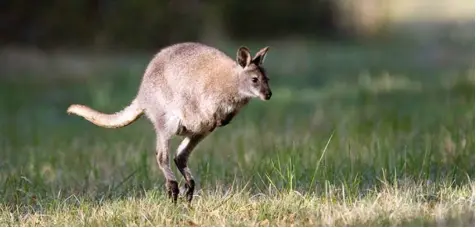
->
[1,0,474,48]
[0,0,474,224]
[0,0,474,81]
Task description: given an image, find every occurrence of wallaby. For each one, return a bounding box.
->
[67,42,272,204]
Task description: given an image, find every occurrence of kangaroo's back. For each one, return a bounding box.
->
[140,42,237,97]
[137,42,242,134]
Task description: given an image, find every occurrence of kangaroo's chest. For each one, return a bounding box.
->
[213,99,250,127]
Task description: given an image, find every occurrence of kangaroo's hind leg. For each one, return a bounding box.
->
[155,132,179,203]
[174,133,208,203]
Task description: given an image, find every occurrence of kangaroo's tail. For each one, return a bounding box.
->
[67,98,143,128]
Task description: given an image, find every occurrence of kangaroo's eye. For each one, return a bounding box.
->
[251,77,258,83]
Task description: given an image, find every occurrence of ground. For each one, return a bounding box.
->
[0,38,474,226]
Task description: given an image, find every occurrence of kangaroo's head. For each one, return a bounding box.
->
[235,46,272,101]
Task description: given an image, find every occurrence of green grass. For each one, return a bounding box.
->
[0,39,474,226]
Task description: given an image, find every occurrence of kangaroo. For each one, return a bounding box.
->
[67,42,272,204]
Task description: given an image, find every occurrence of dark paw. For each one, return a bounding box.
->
[165,180,179,203]
[185,179,195,203]
[217,112,235,128]
[219,119,231,127]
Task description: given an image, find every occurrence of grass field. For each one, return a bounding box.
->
[0,39,474,226]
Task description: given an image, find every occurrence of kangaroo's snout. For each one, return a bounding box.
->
[260,90,272,101]
[264,91,272,100]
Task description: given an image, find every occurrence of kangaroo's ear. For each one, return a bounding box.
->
[252,46,269,65]
[236,46,251,68]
